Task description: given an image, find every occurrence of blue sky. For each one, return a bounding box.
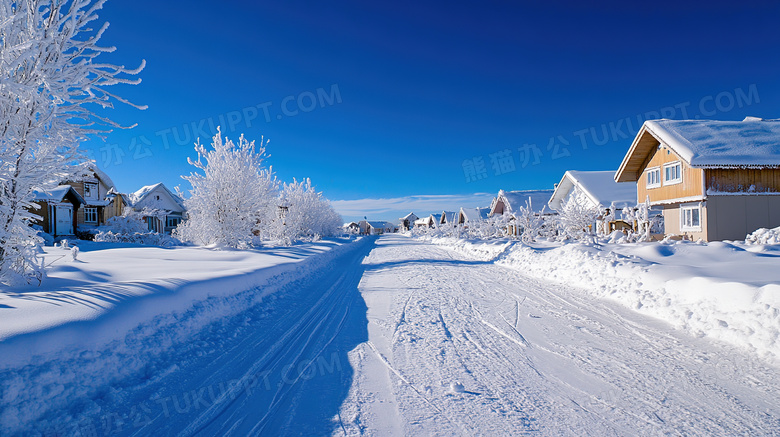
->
[84,1,780,221]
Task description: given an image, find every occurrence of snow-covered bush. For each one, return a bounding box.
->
[745,226,780,245]
[175,128,277,248]
[102,209,149,235]
[0,0,144,285]
[94,231,180,248]
[268,178,343,245]
[93,210,180,247]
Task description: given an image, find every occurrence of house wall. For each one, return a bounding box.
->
[638,145,704,204]
[706,195,780,241]
[107,197,124,219]
[661,203,708,241]
[705,168,780,193]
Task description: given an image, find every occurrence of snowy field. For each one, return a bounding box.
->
[2,234,780,435]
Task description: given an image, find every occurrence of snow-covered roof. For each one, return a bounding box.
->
[646,118,780,167]
[430,213,442,223]
[441,211,457,224]
[367,221,396,229]
[70,163,116,190]
[130,183,186,210]
[460,207,490,222]
[616,118,780,182]
[491,189,554,215]
[549,171,637,211]
[32,185,85,204]
[400,212,418,221]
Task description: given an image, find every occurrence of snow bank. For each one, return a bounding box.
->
[0,237,370,433]
[428,237,780,362]
[0,237,366,359]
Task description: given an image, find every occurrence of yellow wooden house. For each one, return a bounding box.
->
[615,117,780,241]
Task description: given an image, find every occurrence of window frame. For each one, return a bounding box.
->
[663,161,682,186]
[646,166,661,189]
[680,203,702,232]
[165,216,181,228]
[84,207,98,224]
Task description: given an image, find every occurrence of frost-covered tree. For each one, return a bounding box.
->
[269,178,342,245]
[557,187,600,241]
[0,0,144,284]
[175,128,277,248]
[513,198,549,244]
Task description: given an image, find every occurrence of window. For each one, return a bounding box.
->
[680,204,701,231]
[663,162,682,185]
[166,216,181,228]
[145,216,160,233]
[84,207,98,223]
[646,167,661,188]
[83,182,98,200]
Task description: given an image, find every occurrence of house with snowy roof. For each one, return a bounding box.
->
[615,117,780,241]
[343,222,360,234]
[358,220,397,235]
[31,185,84,237]
[549,170,638,234]
[489,189,555,217]
[31,164,125,237]
[129,183,187,234]
[440,210,457,226]
[414,214,441,228]
[488,189,555,236]
[456,207,490,225]
[399,212,419,231]
[65,164,126,232]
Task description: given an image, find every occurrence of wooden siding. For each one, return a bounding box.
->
[637,144,704,204]
[705,168,780,193]
[31,201,50,233]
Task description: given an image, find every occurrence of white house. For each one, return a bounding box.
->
[130,183,187,234]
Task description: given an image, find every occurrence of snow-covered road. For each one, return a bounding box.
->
[340,234,780,436]
[2,234,779,436]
